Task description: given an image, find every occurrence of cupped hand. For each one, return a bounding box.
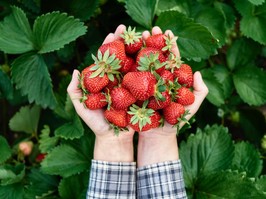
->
[67,24,135,140]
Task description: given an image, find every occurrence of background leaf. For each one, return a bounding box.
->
[156,11,218,60]
[41,144,90,178]
[0,164,25,186]
[33,11,87,53]
[233,66,266,106]
[39,125,59,153]
[9,105,40,134]
[0,136,12,164]
[55,114,84,140]
[0,6,34,54]
[0,183,24,199]
[125,0,159,29]
[179,125,234,188]
[11,53,57,109]
[231,142,263,177]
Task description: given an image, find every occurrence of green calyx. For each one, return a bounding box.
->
[176,110,191,133]
[90,50,121,81]
[120,26,142,45]
[167,78,181,101]
[154,78,167,101]
[162,34,178,52]
[127,101,154,131]
[165,53,183,73]
[137,52,165,73]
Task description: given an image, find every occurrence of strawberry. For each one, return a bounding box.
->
[110,87,136,110]
[176,87,195,105]
[148,91,171,110]
[99,40,127,66]
[104,76,119,92]
[36,153,46,162]
[127,102,161,132]
[120,56,135,73]
[174,64,193,88]
[160,69,174,83]
[122,71,157,100]
[136,47,166,74]
[120,26,143,54]
[145,34,177,53]
[163,102,185,125]
[84,92,107,110]
[81,64,109,93]
[104,108,128,135]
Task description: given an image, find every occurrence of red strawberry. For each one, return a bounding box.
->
[104,108,128,128]
[176,87,195,105]
[127,103,161,132]
[146,34,166,50]
[99,40,127,66]
[148,91,171,110]
[163,102,185,125]
[146,34,177,53]
[36,153,46,162]
[160,69,174,83]
[136,47,166,74]
[122,72,157,100]
[84,92,107,110]
[81,64,109,93]
[104,77,119,93]
[120,56,135,73]
[174,64,193,88]
[121,26,143,54]
[110,87,136,110]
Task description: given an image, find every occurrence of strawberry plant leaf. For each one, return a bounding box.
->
[11,53,57,109]
[211,65,234,100]
[33,11,87,53]
[156,11,218,60]
[39,125,59,153]
[23,168,59,199]
[55,114,84,140]
[9,105,41,134]
[194,170,266,198]
[0,6,34,54]
[233,66,266,106]
[0,164,25,185]
[227,38,261,71]
[256,175,266,193]
[179,125,234,188]
[193,7,227,47]
[125,0,159,29]
[68,0,99,21]
[234,0,266,45]
[214,2,236,30]
[0,183,24,199]
[201,68,225,106]
[0,70,13,100]
[0,136,12,164]
[41,144,90,178]
[58,172,89,199]
[231,142,263,177]
[248,0,265,5]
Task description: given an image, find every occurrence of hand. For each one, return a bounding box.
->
[138,26,209,167]
[67,24,135,162]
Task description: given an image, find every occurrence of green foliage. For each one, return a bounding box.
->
[0,0,266,198]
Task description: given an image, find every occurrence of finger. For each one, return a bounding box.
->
[102,33,115,44]
[67,69,82,97]
[114,24,126,40]
[164,30,180,58]
[151,26,162,35]
[142,30,151,41]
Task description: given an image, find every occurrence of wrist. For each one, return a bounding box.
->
[94,134,134,162]
[137,134,179,167]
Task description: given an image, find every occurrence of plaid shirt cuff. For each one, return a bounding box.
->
[137,160,187,199]
[87,160,136,199]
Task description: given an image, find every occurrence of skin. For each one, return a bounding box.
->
[67,24,209,167]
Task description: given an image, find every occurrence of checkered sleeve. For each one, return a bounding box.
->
[87,160,136,199]
[137,160,187,199]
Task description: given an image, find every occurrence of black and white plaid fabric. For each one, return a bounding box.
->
[87,160,187,199]
[87,160,136,199]
[137,160,187,199]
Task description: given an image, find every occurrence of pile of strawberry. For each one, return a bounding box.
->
[80,26,195,134]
